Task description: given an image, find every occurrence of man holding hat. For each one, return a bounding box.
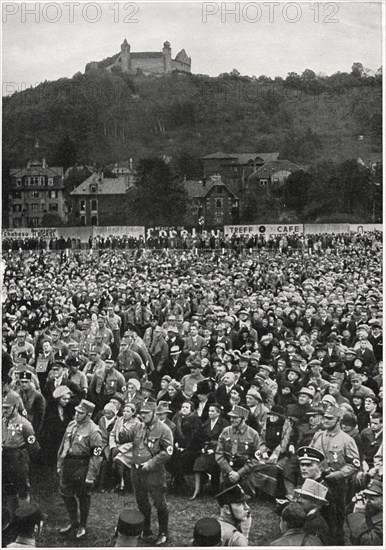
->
[6,503,46,548]
[270,501,323,546]
[215,484,251,546]
[310,404,360,544]
[347,477,383,545]
[112,509,145,547]
[293,478,331,544]
[57,399,103,539]
[216,405,267,496]
[2,393,40,526]
[118,400,173,546]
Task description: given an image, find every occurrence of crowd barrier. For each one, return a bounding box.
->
[2,223,383,243]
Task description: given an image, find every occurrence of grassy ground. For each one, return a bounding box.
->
[3,463,281,547]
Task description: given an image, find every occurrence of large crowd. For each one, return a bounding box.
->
[2,230,383,546]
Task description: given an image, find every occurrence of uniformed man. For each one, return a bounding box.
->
[112,509,145,547]
[215,404,266,496]
[57,399,103,539]
[118,400,173,546]
[347,477,383,545]
[310,404,360,544]
[215,484,251,546]
[6,503,46,548]
[2,393,40,526]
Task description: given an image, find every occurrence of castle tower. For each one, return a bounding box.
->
[163,41,172,73]
[120,39,131,73]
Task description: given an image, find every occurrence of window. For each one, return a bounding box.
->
[29,217,40,227]
[13,204,22,213]
[39,177,45,185]
[90,199,98,212]
[31,203,40,212]
[214,211,224,224]
[215,198,223,209]
[79,200,86,212]
[48,178,54,186]
[90,184,97,193]
[16,178,22,187]
[13,218,22,227]
[49,203,58,212]
[13,191,22,199]
[217,186,223,193]
[50,190,58,199]
[91,215,98,226]
[260,179,268,186]
[32,190,40,198]
[80,215,86,226]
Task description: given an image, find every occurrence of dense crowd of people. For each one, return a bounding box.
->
[2,230,383,546]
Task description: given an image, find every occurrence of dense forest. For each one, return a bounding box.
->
[2,63,382,224]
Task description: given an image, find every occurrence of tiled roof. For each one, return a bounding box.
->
[184,176,238,199]
[70,173,130,196]
[251,160,301,178]
[10,165,63,178]
[201,152,280,164]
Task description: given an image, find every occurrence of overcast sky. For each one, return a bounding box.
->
[1,1,383,93]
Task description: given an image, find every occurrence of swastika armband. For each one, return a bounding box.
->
[92,446,102,456]
[27,435,36,444]
[166,446,173,456]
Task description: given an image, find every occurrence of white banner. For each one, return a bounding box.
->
[92,226,145,238]
[2,227,58,239]
[349,224,383,233]
[224,224,303,237]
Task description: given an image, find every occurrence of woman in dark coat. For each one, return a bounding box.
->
[190,403,229,499]
[168,400,202,494]
[40,385,74,465]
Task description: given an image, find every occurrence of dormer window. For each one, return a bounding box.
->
[90,184,97,193]
[48,178,54,186]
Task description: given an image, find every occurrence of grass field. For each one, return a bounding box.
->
[3,463,281,547]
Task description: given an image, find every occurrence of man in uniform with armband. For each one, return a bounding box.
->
[118,401,173,546]
[310,404,360,545]
[57,399,103,540]
[2,393,40,530]
[215,405,267,497]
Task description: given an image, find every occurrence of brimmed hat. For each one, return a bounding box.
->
[53,385,71,399]
[269,405,285,418]
[127,378,141,391]
[298,387,314,398]
[294,479,329,504]
[246,388,262,402]
[141,381,153,391]
[323,404,343,419]
[75,399,95,415]
[14,503,47,530]
[307,359,322,369]
[306,404,325,416]
[156,401,172,414]
[117,509,145,537]
[170,345,181,355]
[167,326,179,334]
[123,402,136,413]
[216,484,249,507]
[196,380,211,394]
[228,405,249,419]
[193,518,222,546]
[363,478,383,496]
[287,364,301,375]
[161,375,172,383]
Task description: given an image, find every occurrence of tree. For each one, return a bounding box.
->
[282,170,312,215]
[135,158,187,225]
[41,212,65,227]
[52,135,77,172]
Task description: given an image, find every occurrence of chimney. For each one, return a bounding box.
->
[27,160,31,169]
[42,157,46,168]
[202,176,206,188]
[129,158,133,170]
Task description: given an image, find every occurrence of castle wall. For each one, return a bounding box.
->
[171,60,191,72]
[131,57,165,74]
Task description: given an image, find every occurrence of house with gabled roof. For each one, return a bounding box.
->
[183,174,239,227]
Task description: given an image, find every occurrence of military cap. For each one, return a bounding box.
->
[306,404,325,416]
[307,359,322,369]
[287,364,301,375]
[216,484,249,507]
[53,385,71,399]
[323,404,343,419]
[364,393,378,404]
[346,348,357,355]
[75,399,95,415]
[140,401,157,413]
[193,517,222,546]
[19,371,32,381]
[297,446,325,463]
[117,509,145,537]
[2,392,20,407]
[51,361,66,370]
[258,364,273,373]
[236,309,249,317]
[363,478,383,496]
[228,405,249,419]
[161,375,172,383]
[105,359,115,366]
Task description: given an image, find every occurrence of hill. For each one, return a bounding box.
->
[2,65,382,176]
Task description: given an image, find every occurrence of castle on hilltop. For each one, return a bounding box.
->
[85,39,191,76]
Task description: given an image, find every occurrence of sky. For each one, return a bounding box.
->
[1,1,383,93]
